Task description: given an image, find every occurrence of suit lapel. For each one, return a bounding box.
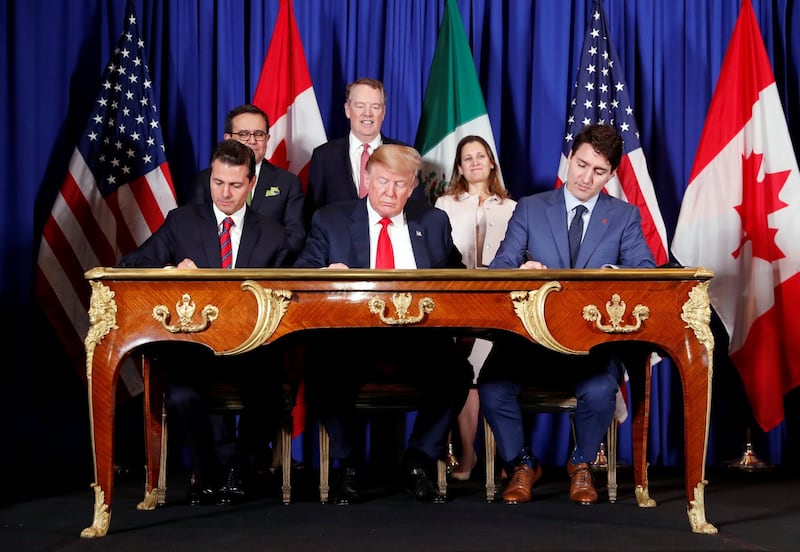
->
[544,192,571,268]
[349,202,371,267]
[406,205,430,268]
[197,205,224,267]
[237,210,262,268]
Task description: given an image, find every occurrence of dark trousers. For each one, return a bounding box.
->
[157,344,287,488]
[304,328,473,465]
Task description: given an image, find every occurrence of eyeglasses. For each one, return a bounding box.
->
[232,130,267,142]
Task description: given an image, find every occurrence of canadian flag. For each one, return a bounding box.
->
[253,0,327,191]
[253,0,327,437]
[671,0,800,432]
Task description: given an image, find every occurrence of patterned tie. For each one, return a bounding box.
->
[375,217,395,268]
[219,216,234,269]
[568,205,587,268]
[358,143,370,198]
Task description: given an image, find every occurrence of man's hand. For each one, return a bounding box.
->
[176,258,199,269]
[519,260,547,270]
[323,263,349,269]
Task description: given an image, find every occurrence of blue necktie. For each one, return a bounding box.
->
[568,205,587,268]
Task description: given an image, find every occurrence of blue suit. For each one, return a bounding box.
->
[482,187,655,468]
[295,199,472,466]
[305,135,428,226]
[119,203,289,490]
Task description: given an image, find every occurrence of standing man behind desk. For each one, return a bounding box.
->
[189,103,305,263]
[305,78,427,225]
[481,124,655,506]
[119,139,289,506]
[295,144,473,505]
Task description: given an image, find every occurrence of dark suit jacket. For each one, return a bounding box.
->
[294,199,464,269]
[304,134,428,225]
[118,203,288,269]
[190,160,305,261]
[489,188,656,269]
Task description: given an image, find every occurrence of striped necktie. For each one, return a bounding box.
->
[219,216,234,269]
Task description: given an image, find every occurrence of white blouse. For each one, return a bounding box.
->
[435,192,517,268]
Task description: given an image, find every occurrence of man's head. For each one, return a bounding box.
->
[344,78,386,143]
[224,104,270,164]
[565,124,623,202]
[365,144,421,218]
[209,139,256,215]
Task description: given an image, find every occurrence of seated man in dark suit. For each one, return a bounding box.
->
[188,103,305,263]
[304,78,427,226]
[481,124,656,506]
[119,139,289,506]
[295,144,473,504]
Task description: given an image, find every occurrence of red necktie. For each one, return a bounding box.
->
[358,143,370,198]
[219,216,234,268]
[376,217,395,268]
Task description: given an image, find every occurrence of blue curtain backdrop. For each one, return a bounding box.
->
[4,0,800,487]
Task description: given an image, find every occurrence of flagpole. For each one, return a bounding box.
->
[727,427,774,471]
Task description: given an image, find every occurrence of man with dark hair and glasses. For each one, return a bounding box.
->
[189,103,306,262]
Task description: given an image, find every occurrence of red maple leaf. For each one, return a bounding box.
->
[732,151,790,262]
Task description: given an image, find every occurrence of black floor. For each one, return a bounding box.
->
[2,464,799,551]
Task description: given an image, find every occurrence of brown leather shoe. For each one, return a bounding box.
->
[567,459,598,505]
[502,464,543,504]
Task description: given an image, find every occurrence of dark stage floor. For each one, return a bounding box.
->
[2,464,799,551]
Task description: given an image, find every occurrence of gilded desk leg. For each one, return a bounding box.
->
[82,353,117,537]
[139,354,165,510]
[627,350,656,508]
[483,417,497,502]
[80,483,111,538]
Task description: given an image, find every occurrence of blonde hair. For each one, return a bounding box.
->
[367,144,421,185]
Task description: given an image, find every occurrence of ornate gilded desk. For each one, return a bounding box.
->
[81,267,716,537]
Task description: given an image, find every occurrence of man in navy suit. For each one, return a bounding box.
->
[120,139,289,506]
[189,103,305,263]
[482,124,656,506]
[296,144,472,505]
[304,78,426,226]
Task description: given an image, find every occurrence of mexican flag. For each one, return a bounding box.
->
[414,0,502,203]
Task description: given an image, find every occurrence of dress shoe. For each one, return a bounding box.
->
[187,482,217,506]
[334,467,361,505]
[502,463,543,504]
[567,459,598,505]
[405,466,445,504]
[450,450,477,481]
[217,466,247,505]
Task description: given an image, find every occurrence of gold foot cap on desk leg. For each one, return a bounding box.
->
[80,483,111,538]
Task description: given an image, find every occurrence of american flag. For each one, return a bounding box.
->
[36,1,177,395]
[556,0,668,265]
